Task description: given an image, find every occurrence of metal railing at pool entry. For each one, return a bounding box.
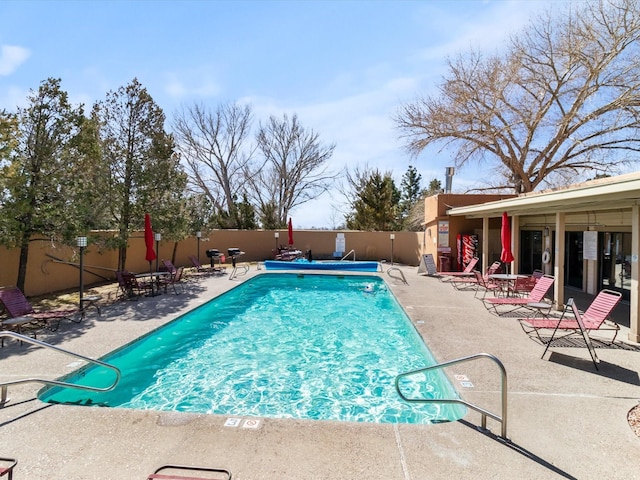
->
[341,249,356,261]
[0,331,121,408]
[395,352,508,440]
[229,264,250,281]
[387,267,408,285]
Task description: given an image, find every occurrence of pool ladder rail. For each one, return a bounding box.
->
[387,267,408,285]
[395,352,508,441]
[0,331,121,408]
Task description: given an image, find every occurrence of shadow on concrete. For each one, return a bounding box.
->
[458,418,578,480]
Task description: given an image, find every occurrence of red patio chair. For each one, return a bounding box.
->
[519,289,622,369]
[159,266,185,294]
[448,261,501,291]
[438,256,479,280]
[0,286,79,332]
[482,275,555,315]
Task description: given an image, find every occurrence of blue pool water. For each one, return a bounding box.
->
[39,273,465,424]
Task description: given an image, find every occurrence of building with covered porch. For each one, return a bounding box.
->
[422,171,640,344]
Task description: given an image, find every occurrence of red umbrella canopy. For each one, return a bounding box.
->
[500,212,514,263]
[288,218,294,246]
[144,213,157,263]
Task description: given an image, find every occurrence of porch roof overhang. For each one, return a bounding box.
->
[447,172,640,219]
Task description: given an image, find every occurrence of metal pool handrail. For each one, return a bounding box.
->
[0,331,121,408]
[340,249,356,261]
[394,352,508,440]
[387,267,408,284]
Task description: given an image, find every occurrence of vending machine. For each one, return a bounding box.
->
[456,233,478,271]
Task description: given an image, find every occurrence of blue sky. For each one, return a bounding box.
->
[0,0,556,228]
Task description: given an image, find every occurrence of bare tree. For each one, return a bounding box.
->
[172,102,255,228]
[396,0,640,193]
[249,113,336,228]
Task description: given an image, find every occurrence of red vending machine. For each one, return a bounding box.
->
[456,234,478,271]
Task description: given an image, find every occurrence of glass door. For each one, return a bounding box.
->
[600,232,631,301]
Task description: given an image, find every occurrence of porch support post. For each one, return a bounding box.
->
[482,216,489,274]
[554,212,566,310]
[630,205,640,343]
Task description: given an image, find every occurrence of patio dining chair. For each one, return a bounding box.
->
[159,266,185,294]
[116,271,151,299]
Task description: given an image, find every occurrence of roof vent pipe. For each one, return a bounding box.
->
[444,167,455,193]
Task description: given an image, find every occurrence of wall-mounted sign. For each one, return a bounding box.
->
[583,231,597,261]
[438,221,449,248]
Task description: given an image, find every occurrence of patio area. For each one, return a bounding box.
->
[0,264,639,479]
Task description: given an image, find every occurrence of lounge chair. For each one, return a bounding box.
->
[449,261,501,291]
[482,275,555,315]
[147,464,231,480]
[438,256,479,280]
[0,457,17,479]
[509,269,544,297]
[189,255,226,275]
[0,286,79,332]
[519,289,622,369]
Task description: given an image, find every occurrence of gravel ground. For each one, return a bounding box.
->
[629,404,640,438]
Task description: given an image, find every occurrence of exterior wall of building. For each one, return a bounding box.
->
[422,193,516,271]
[0,230,423,297]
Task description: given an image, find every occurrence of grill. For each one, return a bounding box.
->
[205,249,220,268]
[227,248,244,267]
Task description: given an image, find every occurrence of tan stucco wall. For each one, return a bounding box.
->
[0,230,423,297]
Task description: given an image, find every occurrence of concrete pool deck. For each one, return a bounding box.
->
[0,265,639,479]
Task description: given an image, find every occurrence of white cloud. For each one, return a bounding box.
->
[0,45,30,76]
[162,69,222,101]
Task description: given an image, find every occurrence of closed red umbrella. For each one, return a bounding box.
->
[288,218,294,246]
[500,212,514,272]
[144,213,156,270]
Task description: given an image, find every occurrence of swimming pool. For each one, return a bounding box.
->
[39,273,465,424]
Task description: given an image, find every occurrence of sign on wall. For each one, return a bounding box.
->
[438,221,449,248]
[583,231,598,261]
[335,233,345,254]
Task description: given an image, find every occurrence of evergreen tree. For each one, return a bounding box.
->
[0,78,97,291]
[92,78,186,270]
[346,170,400,230]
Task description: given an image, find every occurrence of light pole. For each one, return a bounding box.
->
[274,232,280,252]
[77,236,87,312]
[154,233,161,271]
[196,231,202,261]
[390,233,395,266]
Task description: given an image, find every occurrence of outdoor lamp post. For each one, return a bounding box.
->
[390,233,395,266]
[77,236,87,311]
[274,232,279,252]
[196,231,202,261]
[154,233,162,271]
